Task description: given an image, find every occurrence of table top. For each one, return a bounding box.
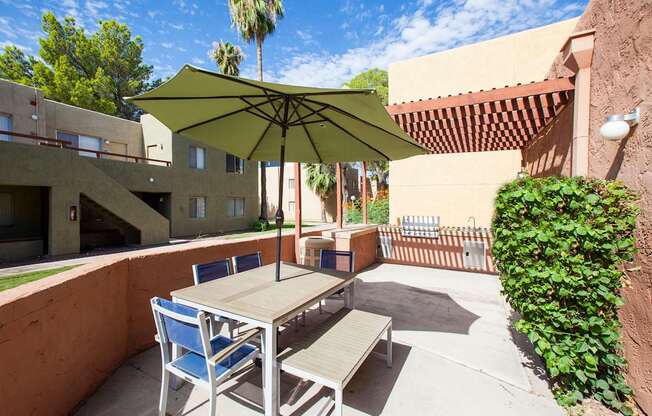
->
[171,262,355,325]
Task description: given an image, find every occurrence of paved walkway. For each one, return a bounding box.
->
[75,263,562,416]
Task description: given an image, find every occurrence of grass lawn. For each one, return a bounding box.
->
[0,265,80,292]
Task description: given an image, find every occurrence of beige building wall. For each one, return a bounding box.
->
[388,18,578,228]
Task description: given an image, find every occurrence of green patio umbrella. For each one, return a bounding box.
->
[128,65,426,281]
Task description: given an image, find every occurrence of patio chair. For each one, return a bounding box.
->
[192,259,241,338]
[318,249,355,314]
[151,297,261,416]
[233,251,262,273]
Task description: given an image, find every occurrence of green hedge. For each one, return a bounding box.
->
[345,192,389,224]
[492,176,638,414]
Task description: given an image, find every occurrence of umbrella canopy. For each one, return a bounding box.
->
[127,65,426,163]
[128,65,427,281]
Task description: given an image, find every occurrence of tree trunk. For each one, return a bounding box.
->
[257,37,268,221]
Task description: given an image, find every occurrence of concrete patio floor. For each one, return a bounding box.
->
[74,263,563,416]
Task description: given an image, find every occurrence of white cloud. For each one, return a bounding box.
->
[170,23,184,30]
[269,0,585,87]
[161,42,173,49]
[85,0,108,18]
[192,57,206,65]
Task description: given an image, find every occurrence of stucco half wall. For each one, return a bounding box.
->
[390,150,522,227]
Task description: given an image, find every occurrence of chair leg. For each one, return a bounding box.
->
[294,316,299,332]
[302,311,306,326]
[334,388,343,416]
[209,382,218,416]
[319,300,323,314]
[386,324,393,368]
[158,369,169,416]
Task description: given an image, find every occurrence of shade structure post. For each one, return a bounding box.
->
[294,162,302,261]
[336,162,343,229]
[361,161,368,224]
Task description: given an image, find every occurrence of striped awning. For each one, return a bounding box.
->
[385,77,575,154]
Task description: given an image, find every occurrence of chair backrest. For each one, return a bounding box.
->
[150,297,210,356]
[319,249,355,273]
[233,251,262,273]
[192,259,231,285]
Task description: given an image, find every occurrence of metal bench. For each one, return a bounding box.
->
[279,308,392,416]
[400,215,440,238]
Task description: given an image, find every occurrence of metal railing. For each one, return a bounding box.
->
[0,130,172,167]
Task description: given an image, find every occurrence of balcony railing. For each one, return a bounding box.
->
[0,130,172,167]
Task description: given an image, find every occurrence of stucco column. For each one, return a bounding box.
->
[336,163,343,229]
[48,186,80,256]
[361,161,368,224]
[294,162,302,260]
[561,29,595,177]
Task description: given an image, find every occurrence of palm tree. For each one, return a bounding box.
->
[212,41,244,76]
[367,160,389,192]
[305,163,337,222]
[227,0,284,222]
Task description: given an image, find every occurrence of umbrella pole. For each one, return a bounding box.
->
[274,139,286,282]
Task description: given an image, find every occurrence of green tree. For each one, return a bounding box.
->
[0,46,36,85]
[343,68,388,105]
[305,163,337,222]
[227,0,285,221]
[212,41,245,76]
[0,12,156,120]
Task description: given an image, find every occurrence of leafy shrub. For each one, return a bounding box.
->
[346,191,389,224]
[492,176,638,414]
[252,219,271,232]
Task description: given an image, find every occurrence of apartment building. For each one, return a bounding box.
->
[0,79,258,263]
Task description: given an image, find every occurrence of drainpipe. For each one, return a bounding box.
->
[561,29,595,177]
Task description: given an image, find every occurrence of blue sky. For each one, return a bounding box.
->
[1,0,588,87]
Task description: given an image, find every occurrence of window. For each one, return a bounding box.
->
[226,153,244,174]
[0,193,13,226]
[0,114,12,142]
[189,197,206,218]
[56,131,101,157]
[288,201,295,214]
[226,197,245,217]
[189,146,206,169]
[288,178,295,190]
[265,161,280,168]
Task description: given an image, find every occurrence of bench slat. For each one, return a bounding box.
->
[279,308,391,388]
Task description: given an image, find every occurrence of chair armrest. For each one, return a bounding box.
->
[207,328,261,367]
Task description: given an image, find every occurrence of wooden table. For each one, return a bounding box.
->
[171,261,356,416]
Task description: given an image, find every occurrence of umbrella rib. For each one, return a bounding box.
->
[131,94,279,101]
[302,97,427,152]
[246,97,286,160]
[289,103,329,126]
[176,97,282,133]
[289,99,322,163]
[240,97,281,124]
[301,101,390,160]
[246,119,274,160]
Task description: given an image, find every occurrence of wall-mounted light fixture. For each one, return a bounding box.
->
[600,107,640,141]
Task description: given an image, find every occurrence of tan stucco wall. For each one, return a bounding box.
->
[524,1,651,411]
[390,151,522,227]
[45,99,144,158]
[388,18,579,104]
[388,19,578,228]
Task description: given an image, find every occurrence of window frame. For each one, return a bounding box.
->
[189,196,207,219]
[189,145,206,170]
[226,153,245,174]
[226,197,245,218]
[0,113,13,142]
[56,130,102,158]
